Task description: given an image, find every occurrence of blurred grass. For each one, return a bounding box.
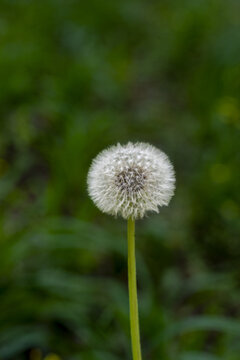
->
[0,0,240,359]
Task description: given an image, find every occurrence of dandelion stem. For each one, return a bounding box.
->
[128,218,142,360]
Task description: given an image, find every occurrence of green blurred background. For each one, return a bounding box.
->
[0,0,240,359]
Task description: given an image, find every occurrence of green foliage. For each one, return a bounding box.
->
[0,0,239,359]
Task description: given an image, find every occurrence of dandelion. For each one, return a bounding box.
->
[87,142,175,360]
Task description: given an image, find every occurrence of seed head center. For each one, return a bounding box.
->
[115,167,146,193]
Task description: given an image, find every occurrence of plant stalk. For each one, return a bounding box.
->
[127,218,142,360]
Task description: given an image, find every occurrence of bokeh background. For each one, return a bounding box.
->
[0,0,240,359]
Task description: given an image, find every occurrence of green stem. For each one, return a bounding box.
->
[128,218,142,360]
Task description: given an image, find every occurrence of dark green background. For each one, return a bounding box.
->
[0,0,240,359]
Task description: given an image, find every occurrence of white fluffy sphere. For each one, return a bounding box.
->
[87,142,175,219]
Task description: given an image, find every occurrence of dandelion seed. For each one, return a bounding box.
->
[87,142,175,219]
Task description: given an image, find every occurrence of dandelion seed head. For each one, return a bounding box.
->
[87,142,175,219]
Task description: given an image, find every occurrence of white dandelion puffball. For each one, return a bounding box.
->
[87,142,175,219]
